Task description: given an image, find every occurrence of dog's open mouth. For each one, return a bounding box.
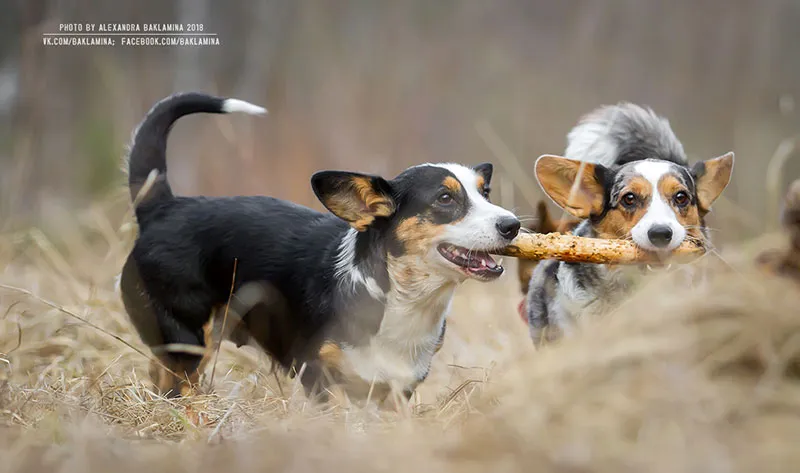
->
[437,243,504,280]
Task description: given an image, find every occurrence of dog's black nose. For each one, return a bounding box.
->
[496,216,521,240]
[647,225,673,248]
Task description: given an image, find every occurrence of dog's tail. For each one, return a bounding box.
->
[125,92,267,206]
[564,102,687,168]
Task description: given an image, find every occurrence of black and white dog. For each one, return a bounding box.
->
[119,92,520,400]
[525,103,734,345]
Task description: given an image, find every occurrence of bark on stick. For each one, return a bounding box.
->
[496,232,705,264]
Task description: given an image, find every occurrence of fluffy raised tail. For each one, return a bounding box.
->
[125,92,267,206]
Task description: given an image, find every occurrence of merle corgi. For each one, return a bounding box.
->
[525,103,734,345]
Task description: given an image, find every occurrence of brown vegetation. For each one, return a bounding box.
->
[0,182,798,472]
[2,2,799,470]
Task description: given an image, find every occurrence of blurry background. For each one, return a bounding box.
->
[1,0,799,241]
[2,1,800,464]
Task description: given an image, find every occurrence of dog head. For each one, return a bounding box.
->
[533,152,734,253]
[312,162,520,283]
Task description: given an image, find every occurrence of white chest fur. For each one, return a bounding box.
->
[340,276,455,391]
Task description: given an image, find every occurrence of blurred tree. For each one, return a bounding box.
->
[1,0,799,239]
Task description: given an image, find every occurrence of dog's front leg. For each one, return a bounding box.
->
[553,262,613,332]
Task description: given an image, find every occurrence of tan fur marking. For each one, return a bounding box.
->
[658,175,686,201]
[318,341,344,371]
[148,314,220,397]
[625,176,652,199]
[535,155,605,218]
[325,176,396,231]
[443,176,462,195]
[475,175,486,193]
[324,198,371,230]
[394,216,447,256]
[149,358,174,394]
[659,175,704,242]
[353,176,395,216]
[696,152,734,212]
[150,355,204,397]
[594,176,651,240]
[197,316,216,377]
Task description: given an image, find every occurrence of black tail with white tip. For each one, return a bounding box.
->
[126,92,267,206]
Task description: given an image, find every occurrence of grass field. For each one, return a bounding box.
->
[1,188,799,472]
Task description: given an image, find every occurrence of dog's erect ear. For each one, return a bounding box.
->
[534,155,606,219]
[311,171,396,231]
[692,152,734,213]
[473,162,493,186]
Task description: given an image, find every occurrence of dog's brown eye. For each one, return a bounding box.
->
[481,187,491,199]
[673,191,689,207]
[621,192,637,207]
[437,193,453,205]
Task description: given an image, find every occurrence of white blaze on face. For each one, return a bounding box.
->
[432,164,518,251]
[630,160,687,252]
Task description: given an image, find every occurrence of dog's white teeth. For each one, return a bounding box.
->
[497,258,504,268]
[479,259,487,268]
[646,264,673,272]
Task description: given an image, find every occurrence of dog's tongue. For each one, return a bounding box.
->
[517,298,527,323]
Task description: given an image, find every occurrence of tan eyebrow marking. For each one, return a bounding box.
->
[443,176,462,195]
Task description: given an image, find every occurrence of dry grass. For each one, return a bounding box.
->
[1,190,799,472]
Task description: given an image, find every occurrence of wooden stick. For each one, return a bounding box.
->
[495,232,706,265]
